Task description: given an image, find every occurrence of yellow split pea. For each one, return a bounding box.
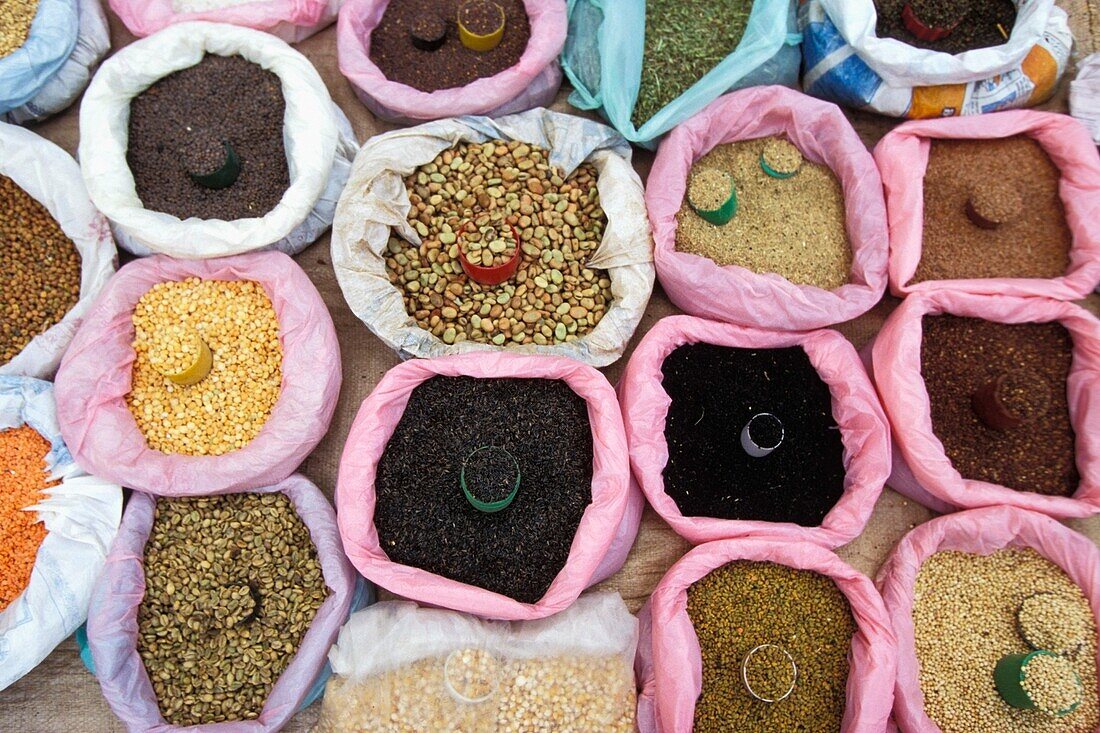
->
[127,278,282,456]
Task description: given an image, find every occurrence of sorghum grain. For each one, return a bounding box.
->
[688,561,856,732]
[0,426,53,613]
[913,548,1099,733]
[916,136,1071,283]
[138,493,328,726]
[676,137,852,290]
[127,278,283,456]
[0,175,81,366]
[388,140,612,347]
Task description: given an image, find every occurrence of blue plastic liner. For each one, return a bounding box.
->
[0,0,79,114]
[561,0,802,148]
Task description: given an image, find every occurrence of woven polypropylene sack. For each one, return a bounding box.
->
[869,290,1100,518]
[336,352,642,620]
[337,0,565,124]
[79,22,357,258]
[801,0,1071,118]
[2,0,110,125]
[561,0,801,149]
[877,506,1100,733]
[109,0,341,43]
[0,376,122,692]
[86,474,357,733]
[874,110,1100,299]
[316,593,637,731]
[0,122,116,379]
[636,537,896,733]
[330,108,654,367]
[618,315,890,548]
[54,252,341,496]
[648,86,888,330]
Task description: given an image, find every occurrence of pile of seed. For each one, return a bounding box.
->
[633,0,752,128]
[127,54,289,223]
[459,222,516,268]
[0,426,54,613]
[921,315,1077,496]
[1023,654,1084,716]
[374,376,593,604]
[874,0,1016,53]
[369,0,531,93]
[316,651,635,732]
[913,548,1099,733]
[127,278,283,457]
[1019,593,1094,655]
[676,137,852,290]
[0,175,81,366]
[138,493,328,726]
[687,561,856,732]
[388,140,612,347]
[661,343,847,527]
[916,136,1071,282]
[0,0,38,58]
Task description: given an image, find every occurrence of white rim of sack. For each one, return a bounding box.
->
[0,122,116,379]
[78,21,340,258]
[817,0,1055,87]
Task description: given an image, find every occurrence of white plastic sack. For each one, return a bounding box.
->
[316,592,637,732]
[79,22,358,259]
[3,0,111,125]
[330,108,655,367]
[0,376,122,692]
[1070,53,1100,146]
[802,0,1071,118]
[0,122,116,379]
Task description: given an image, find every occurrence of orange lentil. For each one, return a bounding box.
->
[0,425,54,612]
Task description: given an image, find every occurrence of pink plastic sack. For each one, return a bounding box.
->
[869,290,1100,518]
[336,351,643,620]
[54,251,341,496]
[874,110,1100,299]
[648,86,889,331]
[336,0,566,124]
[636,537,897,733]
[109,0,341,43]
[618,314,891,548]
[877,505,1100,733]
[87,474,357,733]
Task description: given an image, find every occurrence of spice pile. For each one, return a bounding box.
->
[874,0,1017,53]
[374,376,593,603]
[369,0,531,93]
[0,426,53,613]
[676,137,852,290]
[0,0,37,58]
[915,136,1071,283]
[921,315,1077,496]
[913,548,1099,732]
[661,343,846,527]
[127,278,283,456]
[688,561,856,732]
[317,651,635,732]
[388,140,612,347]
[0,175,82,366]
[633,0,752,128]
[138,493,328,726]
[127,54,289,222]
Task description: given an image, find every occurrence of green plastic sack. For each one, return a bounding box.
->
[561,0,801,148]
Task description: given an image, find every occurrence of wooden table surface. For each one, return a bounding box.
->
[4,3,1100,730]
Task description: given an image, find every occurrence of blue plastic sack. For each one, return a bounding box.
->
[0,0,79,114]
[561,0,802,148]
